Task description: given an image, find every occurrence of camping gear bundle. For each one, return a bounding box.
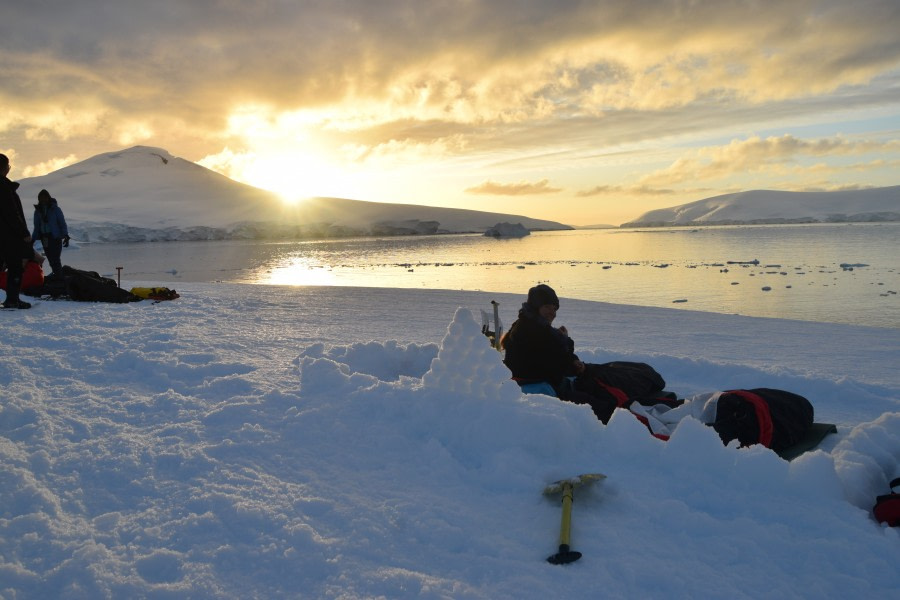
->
[21,266,179,303]
[571,360,833,459]
[873,478,900,527]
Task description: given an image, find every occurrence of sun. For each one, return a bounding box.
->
[208,105,370,203]
[236,151,342,204]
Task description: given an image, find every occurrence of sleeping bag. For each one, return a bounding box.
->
[38,266,141,303]
[628,388,814,452]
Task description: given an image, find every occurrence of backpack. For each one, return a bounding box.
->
[574,361,681,423]
[874,478,900,527]
[711,388,814,452]
[1,262,45,295]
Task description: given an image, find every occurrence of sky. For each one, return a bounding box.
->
[2,1,900,226]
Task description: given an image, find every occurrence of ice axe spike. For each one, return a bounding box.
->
[543,473,605,565]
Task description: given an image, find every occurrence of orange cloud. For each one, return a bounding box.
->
[638,135,900,186]
[465,179,561,196]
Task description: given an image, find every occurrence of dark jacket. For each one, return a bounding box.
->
[33,197,69,241]
[0,177,31,257]
[502,303,580,394]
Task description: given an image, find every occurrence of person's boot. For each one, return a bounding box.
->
[2,275,30,309]
[2,300,31,309]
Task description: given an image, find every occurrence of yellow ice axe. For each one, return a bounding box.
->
[543,473,606,565]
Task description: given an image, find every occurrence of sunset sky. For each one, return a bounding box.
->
[2,1,899,226]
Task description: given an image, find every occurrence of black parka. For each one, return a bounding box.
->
[0,178,31,258]
[502,304,580,394]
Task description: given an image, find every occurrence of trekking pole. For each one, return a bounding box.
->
[491,300,502,350]
[544,473,605,565]
[116,266,123,288]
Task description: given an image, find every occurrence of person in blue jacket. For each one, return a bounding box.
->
[32,188,69,276]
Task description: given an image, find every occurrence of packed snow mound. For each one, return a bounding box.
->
[625,186,900,226]
[16,146,571,242]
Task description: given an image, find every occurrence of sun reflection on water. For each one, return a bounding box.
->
[262,257,338,286]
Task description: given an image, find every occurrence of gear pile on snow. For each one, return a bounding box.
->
[35,266,141,303]
[873,478,900,527]
[130,286,180,301]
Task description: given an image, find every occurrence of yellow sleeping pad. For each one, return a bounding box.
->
[130,287,180,301]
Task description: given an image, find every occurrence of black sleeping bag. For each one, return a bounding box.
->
[34,266,141,303]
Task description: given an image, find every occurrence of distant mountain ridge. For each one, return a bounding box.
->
[623,187,900,227]
[17,146,571,243]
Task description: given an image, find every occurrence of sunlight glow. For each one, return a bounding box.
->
[210,105,372,203]
[262,259,339,286]
[240,152,345,204]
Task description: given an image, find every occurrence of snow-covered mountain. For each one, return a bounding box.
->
[624,187,900,227]
[16,146,571,242]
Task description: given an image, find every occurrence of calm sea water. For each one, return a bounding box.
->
[67,223,899,329]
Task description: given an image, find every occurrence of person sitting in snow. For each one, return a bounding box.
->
[502,283,649,423]
[32,188,70,276]
[501,284,588,396]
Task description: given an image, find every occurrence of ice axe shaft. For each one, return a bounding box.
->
[544,473,605,565]
[549,481,580,564]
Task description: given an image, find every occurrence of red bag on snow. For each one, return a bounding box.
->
[0,262,44,292]
[874,478,900,527]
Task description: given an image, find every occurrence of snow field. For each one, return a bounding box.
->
[0,283,897,598]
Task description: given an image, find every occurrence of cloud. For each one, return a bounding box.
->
[465,179,561,196]
[4,2,900,137]
[2,0,900,216]
[577,184,678,197]
[637,135,900,186]
[21,154,78,178]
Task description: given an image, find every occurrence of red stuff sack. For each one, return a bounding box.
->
[873,477,900,527]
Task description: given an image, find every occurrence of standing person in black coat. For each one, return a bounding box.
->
[0,153,33,309]
[32,188,70,276]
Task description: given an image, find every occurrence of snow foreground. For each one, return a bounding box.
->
[1,283,898,599]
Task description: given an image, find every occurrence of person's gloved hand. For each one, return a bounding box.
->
[63,236,70,248]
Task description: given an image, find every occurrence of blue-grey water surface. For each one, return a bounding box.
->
[66,223,899,328]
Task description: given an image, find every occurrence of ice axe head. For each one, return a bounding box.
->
[543,473,605,565]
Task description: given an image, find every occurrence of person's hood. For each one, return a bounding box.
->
[35,197,59,209]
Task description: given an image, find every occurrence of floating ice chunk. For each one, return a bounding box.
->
[484,222,530,237]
